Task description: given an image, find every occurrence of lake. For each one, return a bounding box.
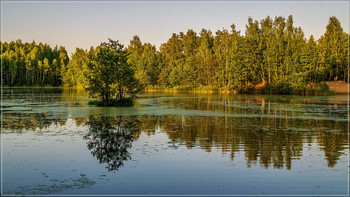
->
[1,88,349,195]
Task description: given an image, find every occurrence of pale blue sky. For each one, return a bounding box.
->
[1,1,349,55]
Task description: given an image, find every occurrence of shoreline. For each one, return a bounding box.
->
[3,81,349,95]
[2,86,85,89]
[143,89,238,94]
[142,89,338,96]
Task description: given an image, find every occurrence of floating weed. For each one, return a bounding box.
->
[13,174,96,195]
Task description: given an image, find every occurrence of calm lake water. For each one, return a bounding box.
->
[1,88,349,195]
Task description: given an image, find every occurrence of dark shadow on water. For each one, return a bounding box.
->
[83,115,140,171]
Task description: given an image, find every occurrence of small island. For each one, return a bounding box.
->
[84,39,139,106]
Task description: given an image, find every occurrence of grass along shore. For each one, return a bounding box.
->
[4,81,348,95]
[143,83,337,95]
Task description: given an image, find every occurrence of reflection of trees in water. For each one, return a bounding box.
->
[83,115,140,171]
[2,88,89,132]
[2,112,68,132]
[316,121,346,167]
[137,114,347,170]
[3,88,65,103]
[3,88,89,103]
[74,117,89,127]
[2,112,347,170]
[2,95,348,170]
[143,95,348,169]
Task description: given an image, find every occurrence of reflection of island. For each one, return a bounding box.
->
[83,115,140,171]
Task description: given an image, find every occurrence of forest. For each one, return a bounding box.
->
[1,15,348,94]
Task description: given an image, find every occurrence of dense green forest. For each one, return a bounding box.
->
[1,15,348,93]
[1,40,69,86]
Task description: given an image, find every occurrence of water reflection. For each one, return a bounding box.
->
[2,112,68,132]
[2,90,348,171]
[136,115,347,169]
[83,115,140,171]
[4,112,346,170]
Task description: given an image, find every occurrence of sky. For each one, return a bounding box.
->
[1,1,349,55]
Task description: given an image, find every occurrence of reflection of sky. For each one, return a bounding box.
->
[2,1,349,55]
[2,124,348,195]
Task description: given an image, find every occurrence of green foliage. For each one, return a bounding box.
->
[3,15,348,94]
[62,48,90,87]
[258,83,294,95]
[127,36,162,87]
[84,39,139,105]
[1,40,68,86]
[147,15,347,93]
[318,17,348,81]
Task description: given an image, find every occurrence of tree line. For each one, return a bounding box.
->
[1,40,69,86]
[1,15,348,93]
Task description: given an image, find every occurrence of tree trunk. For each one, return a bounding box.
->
[42,74,45,86]
[105,93,109,103]
[328,69,333,81]
[118,85,123,101]
[25,69,28,85]
[39,71,42,85]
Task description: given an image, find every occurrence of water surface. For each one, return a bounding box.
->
[2,88,349,195]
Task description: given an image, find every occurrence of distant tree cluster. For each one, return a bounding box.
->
[1,15,348,92]
[150,15,348,92]
[1,40,69,86]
